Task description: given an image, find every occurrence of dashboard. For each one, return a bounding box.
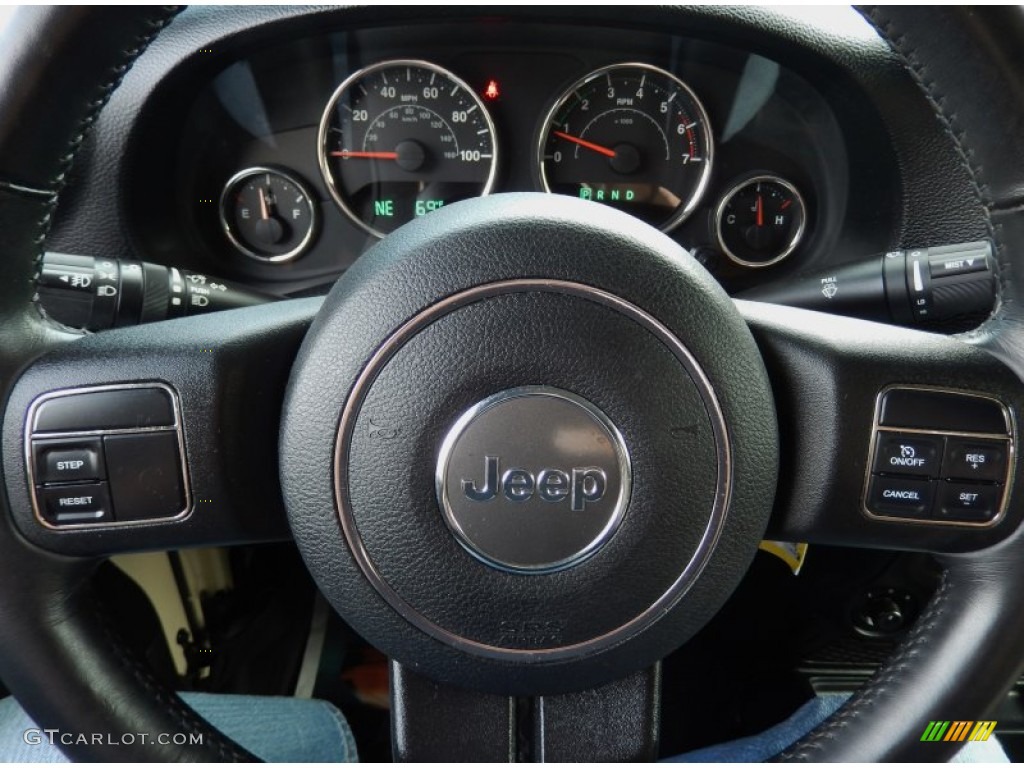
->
[83,17,904,300]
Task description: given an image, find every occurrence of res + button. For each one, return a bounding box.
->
[942,439,1008,483]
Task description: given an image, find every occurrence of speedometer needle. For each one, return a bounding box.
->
[330,150,399,160]
[552,130,617,158]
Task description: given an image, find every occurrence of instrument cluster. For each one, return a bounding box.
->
[126,20,898,297]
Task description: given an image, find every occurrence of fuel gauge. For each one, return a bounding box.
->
[220,167,317,263]
[715,175,806,267]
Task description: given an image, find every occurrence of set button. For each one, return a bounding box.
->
[936,483,1000,523]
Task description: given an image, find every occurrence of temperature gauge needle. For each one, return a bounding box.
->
[552,130,617,158]
[756,194,764,227]
[330,150,400,160]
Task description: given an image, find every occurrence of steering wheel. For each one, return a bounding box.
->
[2,6,1024,762]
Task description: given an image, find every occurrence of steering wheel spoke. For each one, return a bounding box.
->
[741,300,1024,553]
[391,661,660,761]
[1,300,318,557]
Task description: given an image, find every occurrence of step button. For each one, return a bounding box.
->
[873,433,942,477]
[34,438,105,484]
[867,476,934,518]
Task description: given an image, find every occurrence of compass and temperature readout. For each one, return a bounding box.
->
[537,63,714,231]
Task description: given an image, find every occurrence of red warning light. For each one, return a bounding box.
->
[483,80,500,101]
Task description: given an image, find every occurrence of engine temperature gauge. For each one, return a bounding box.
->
[220,167,317,263]
[715,175,806,267]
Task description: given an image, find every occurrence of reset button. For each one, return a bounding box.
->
[38,483,112,525]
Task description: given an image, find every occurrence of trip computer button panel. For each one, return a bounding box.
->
[864,387,1013,527]
[25,383,191,530]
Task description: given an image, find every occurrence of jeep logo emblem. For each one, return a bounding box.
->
[462,456,607,511]
[436,387,631,573]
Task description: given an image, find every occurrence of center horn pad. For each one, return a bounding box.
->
[281,194,777,694]
[437,383,631,575]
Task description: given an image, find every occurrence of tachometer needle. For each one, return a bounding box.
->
[330,150,400,160]
[552,130,616,158]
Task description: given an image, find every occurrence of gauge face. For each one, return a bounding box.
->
[537,63,713,231]
[716,175,807,267]
[220,167,317,263]
[318,60,498,238]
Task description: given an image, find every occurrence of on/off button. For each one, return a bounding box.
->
[868,476,934,518]
[873,433,942,477]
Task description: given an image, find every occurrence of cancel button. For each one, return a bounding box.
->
[868,476,934,519]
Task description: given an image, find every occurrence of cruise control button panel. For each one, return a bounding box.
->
[864,387,1013,527]
[26,384,190,529]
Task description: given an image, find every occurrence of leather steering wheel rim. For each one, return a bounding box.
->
[0,6,1023,762]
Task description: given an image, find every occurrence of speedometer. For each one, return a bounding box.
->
[318,60,498,237]
[537,63,713,231]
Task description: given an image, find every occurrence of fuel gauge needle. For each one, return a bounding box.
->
[258,187,271,220]
[552,130,616,158]
[330,150,400,160]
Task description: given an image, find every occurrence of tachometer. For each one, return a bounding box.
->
[318,60,498,238]
[537,63,713,231]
